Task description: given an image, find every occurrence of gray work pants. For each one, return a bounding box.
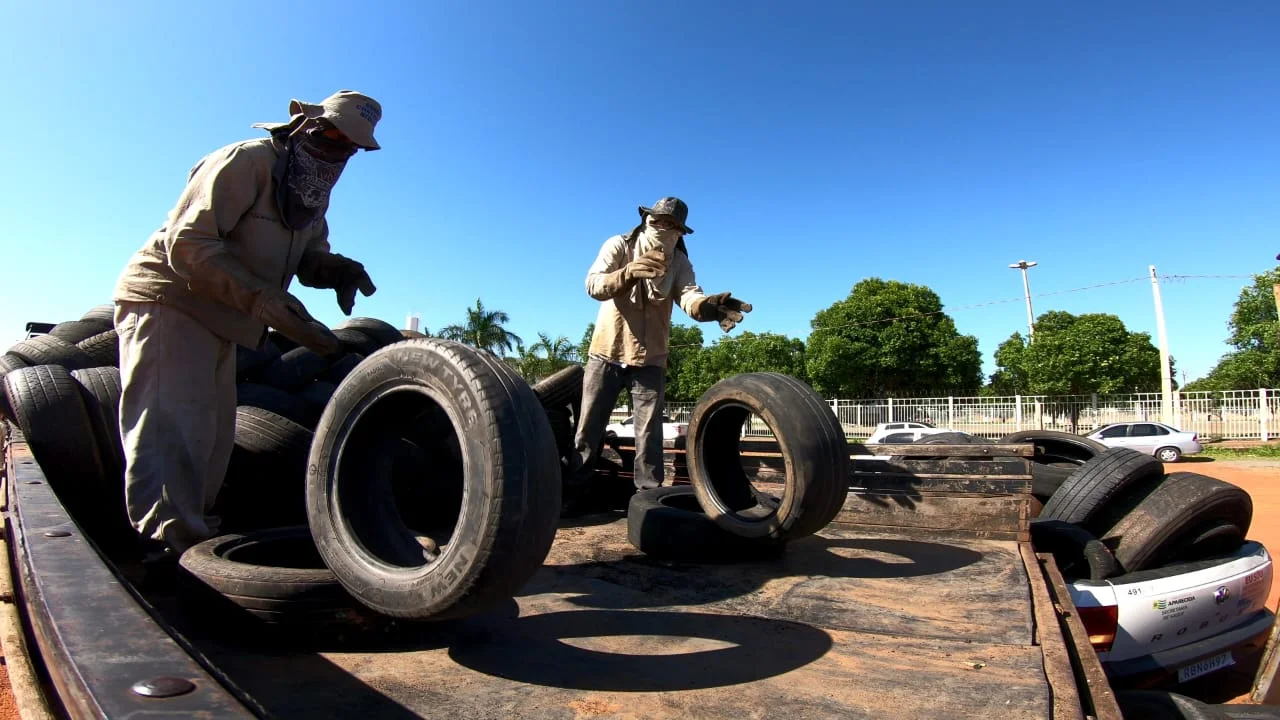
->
[115,301,236,553]
[573,356,666,491]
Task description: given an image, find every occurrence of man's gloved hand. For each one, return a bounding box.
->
[297,251,377,315]
[254,288,343,356]
[692,291,753,332]
[622,250,666,282]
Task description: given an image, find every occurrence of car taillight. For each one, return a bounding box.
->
[1077,605,1118,653]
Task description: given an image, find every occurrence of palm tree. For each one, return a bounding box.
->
[439,298,523,355]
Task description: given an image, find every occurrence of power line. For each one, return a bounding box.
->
[667,272,1242,349]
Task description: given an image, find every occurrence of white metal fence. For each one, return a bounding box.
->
[610,389,1280,441]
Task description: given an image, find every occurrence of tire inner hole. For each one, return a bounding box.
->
[700,403,782,520]
[337,388,465,571]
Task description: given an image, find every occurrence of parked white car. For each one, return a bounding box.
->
[864,422,953,445]
[1086,422,1204,462]
[1068,541,1274,689]
[606,414,688,440]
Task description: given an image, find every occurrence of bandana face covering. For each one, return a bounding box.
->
[274,129,350,230]
[630,217,683,304]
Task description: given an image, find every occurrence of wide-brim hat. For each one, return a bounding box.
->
[638,196,693,234]
[254,90,383,150]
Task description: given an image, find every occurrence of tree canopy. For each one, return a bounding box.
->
[1184,267,1280,391]
[990,310,1166,395]
[804,278,983,397]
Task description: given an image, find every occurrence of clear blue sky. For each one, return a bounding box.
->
[3,1,1277,388]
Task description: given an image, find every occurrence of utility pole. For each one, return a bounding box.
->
[1149,265,1174,425]
[1009,260,1038,342]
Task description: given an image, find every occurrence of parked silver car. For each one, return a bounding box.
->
[1086,422,1203,462]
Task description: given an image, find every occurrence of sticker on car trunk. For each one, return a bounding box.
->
[1176,650,1234,683]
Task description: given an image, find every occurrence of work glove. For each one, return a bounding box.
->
[188,253,342,356]
[297,251,377,316]
[692,292,753,332]
[621,250,666,282]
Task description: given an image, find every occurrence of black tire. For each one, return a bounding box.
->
[1031,464,1074,502]
[235,339,282,383]
[260,347,330,392]
[220,407,315,529]
[79,304,115,325]
[1001,429,1107,466]
[75,330,119,367]
[298,382,338,415]
[335,317,404,347]
[69,367,126,483]
[915,431,993,445]
[178,527,363,624]
[2,365,114,534]
[0,354,27,422]
[305,339,562,620]
[1038,448,1164,529]
[687,372,848,541]
[7,335,97,371]
[1155,445,1182,463]
[532,364,585,411]
[1029,519,1119,581]
[1100,472,1253,573]
[236,383,319,429]
[333,328,382,357]
[628,487,785,563]
[1114,690,1226,720]
[320,352,363,384]
[48,320,107,344]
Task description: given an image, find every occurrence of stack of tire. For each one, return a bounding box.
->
[626,372,850,563]
[180,338,564,631]
[216,316,410,533]
[919,430,1254,582]
[0,305,132,548]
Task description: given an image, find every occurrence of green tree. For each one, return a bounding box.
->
[990,311,1163,395]
[677,332,806,400]
[439,298,523,355]
[1187,267,1280,391]
[804,278,983,397]
[663,323,706,402]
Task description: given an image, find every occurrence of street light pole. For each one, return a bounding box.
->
[1009,260,1038,342]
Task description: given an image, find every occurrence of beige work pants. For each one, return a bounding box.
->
[115,301,237,553]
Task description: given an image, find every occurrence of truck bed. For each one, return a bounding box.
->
[1,428,1119,719]
[146,519,1049,719]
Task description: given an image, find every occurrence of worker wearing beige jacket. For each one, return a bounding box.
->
[573,197,752,497]
[112,90,382,564]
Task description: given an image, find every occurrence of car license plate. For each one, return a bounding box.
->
[1177,651,1235,683]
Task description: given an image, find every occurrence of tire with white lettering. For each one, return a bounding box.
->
[1038,448,1164,529]
[688,372,848,541]
[306,339,562,620]
[1100,472,1252,573]
[628,487,785,563]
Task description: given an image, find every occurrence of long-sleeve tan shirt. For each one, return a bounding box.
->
[113,137,332,348]
[585,232,707,369]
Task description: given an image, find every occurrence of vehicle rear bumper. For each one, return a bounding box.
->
[1102,608,1275,688]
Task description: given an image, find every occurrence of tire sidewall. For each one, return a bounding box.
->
[306,341,497,616]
